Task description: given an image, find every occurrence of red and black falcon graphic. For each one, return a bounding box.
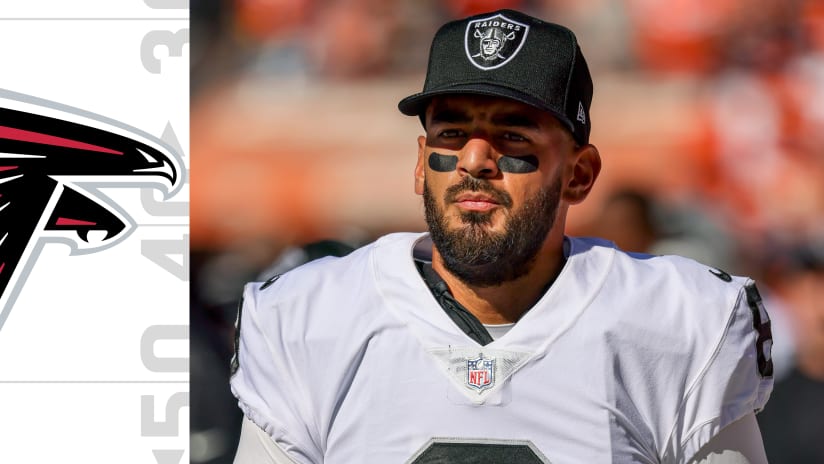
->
[0,93,182,323]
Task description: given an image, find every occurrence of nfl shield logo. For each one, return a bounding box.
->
[466,355,496,392]
[464,13,529,70]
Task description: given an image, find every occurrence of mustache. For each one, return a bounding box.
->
[444,176,513,208]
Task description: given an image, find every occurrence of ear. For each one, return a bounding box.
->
[414,135,427,195]
[563,144,601,205]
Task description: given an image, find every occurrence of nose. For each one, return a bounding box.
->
[457,137,499,179]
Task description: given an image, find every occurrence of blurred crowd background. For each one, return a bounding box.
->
[190,0,824,462]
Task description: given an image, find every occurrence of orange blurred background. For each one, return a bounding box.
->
[190,1,824,463]
[192,0,824,253]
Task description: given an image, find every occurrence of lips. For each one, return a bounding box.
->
[449,189,510,213]
[455,192,499,204]
[443,177,513,210]
[454,193,500,212]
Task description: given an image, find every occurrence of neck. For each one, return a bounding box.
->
[431,232,566,324]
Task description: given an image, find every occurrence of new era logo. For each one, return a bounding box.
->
[577,101,586,124]
[465,13,529,70]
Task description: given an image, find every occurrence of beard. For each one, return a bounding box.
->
[423,175,562,287]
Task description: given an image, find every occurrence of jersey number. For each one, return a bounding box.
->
[408,439,549,463]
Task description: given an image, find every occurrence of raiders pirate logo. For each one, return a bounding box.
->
[465,13,529,70]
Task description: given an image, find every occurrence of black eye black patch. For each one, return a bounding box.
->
[497,155,539,173]
[428,152,539,173]
[428,152,458,172]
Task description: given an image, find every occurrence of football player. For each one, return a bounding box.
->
[230,9,773,463]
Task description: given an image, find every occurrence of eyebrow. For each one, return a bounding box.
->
[429,108,471,125]
[491,113,540,130]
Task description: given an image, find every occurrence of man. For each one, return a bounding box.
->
[230,9,773,463]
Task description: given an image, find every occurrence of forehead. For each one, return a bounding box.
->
[424,95,564,129]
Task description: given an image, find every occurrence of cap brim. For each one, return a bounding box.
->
[397,83,575,134]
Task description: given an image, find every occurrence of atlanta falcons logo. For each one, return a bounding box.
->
[0,90,183,329]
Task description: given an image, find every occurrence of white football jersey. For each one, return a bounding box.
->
[230,232,773,464]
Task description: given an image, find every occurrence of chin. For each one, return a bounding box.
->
[456,209,500,226]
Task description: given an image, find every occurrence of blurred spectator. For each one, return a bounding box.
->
[589,188,659,253]
[305,0,401,78]
[698,0,824,243]
[190,239,281,464]
[191,313,243,464]
[756,242,824,463]
[719,0,801,71]
[256,238,358,280]
[787,0,824,161]
[234,0,313,41]
[621,0,743,75]
[538,0,633,71]
[649,205,737,274]
[191,0,239,95]
[196,238,282,319]
[587,188,736,272]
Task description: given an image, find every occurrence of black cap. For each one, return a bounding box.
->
[398,9,593,146]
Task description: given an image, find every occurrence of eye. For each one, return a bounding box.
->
[439,129,466,138]
[501,132,529,142]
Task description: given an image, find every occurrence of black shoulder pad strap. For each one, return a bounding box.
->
[745,283,773,378]
[230,294,244,377]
